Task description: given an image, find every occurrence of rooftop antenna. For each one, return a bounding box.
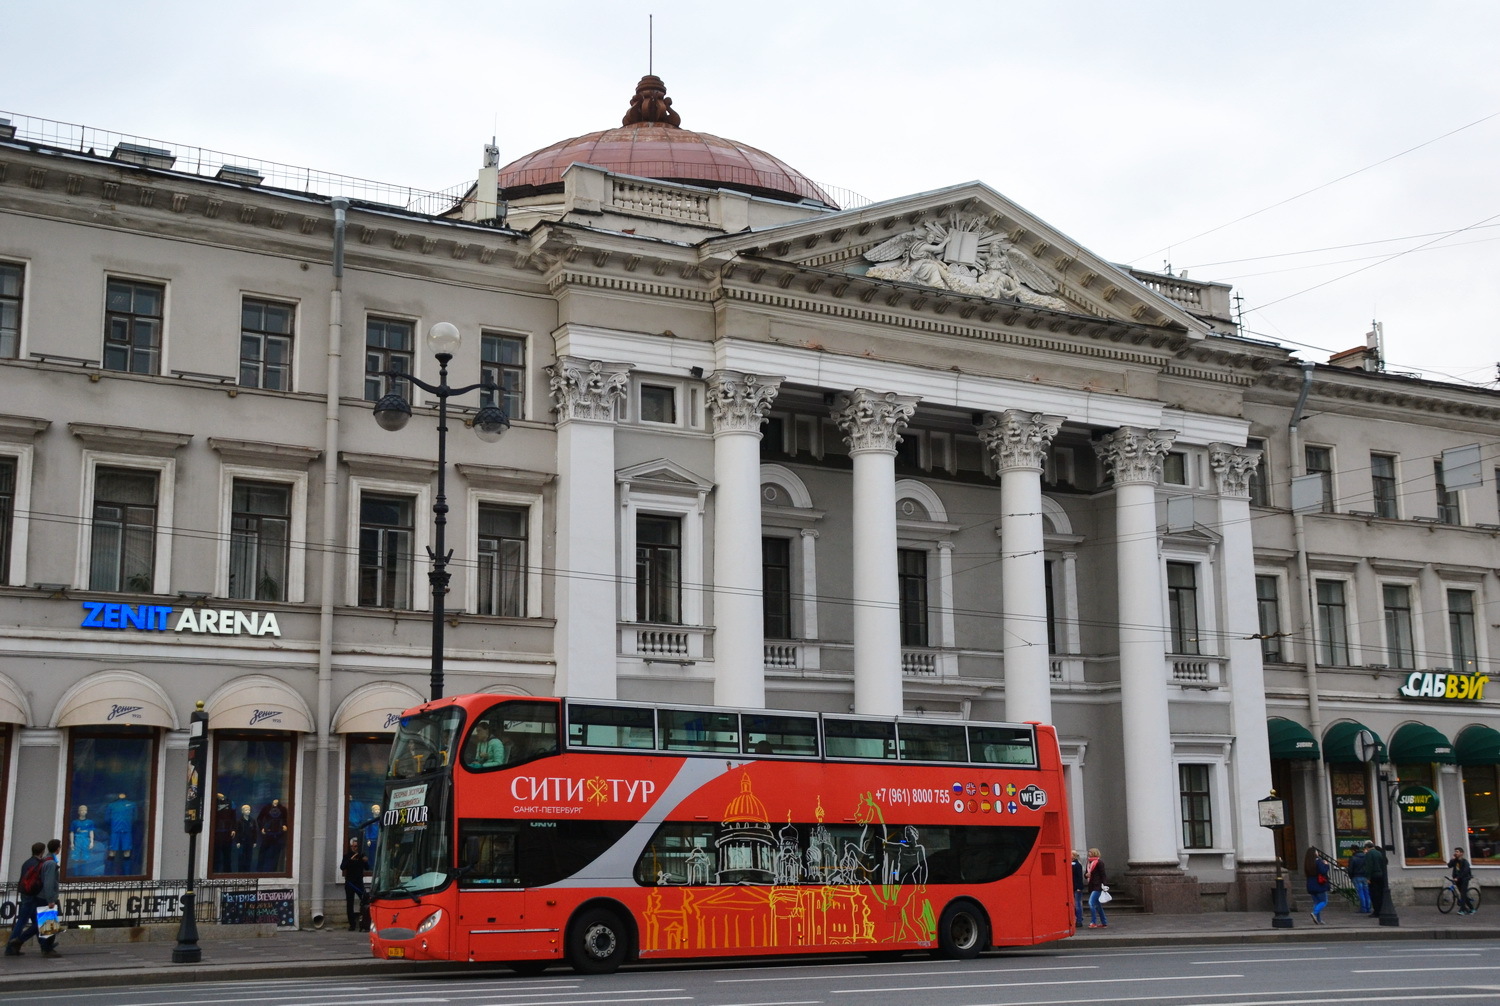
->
[1232,291,1246,336]
[649,14,653,75]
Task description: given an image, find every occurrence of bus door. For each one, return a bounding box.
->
[457,821,540,961]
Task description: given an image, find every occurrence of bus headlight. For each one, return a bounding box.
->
[415,909,444,935]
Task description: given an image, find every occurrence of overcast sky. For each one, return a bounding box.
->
[7,1,1497,387]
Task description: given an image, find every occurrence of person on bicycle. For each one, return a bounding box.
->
[1448,846,1475,915]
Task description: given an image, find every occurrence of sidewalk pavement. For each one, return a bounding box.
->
[1,900,1494,993]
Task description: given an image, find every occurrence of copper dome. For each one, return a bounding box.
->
[498,76,837,209]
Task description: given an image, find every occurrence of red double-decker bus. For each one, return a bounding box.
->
[368,693,1073,974]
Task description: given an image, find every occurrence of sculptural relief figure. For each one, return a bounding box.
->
[863,214,1070,312]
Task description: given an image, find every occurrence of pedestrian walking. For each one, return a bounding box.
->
[1070,849,1085,927]
[339,836,370,931]
[1364,840,1389,920]
[1304,848,1330,925]
[1086,847,1108,928]
[5,839,60,957]
[1347,845,1372,913]
[1448,846,1475,915]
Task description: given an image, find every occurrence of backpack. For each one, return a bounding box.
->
[18,857,44,897]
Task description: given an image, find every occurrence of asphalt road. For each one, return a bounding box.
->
[22,939,1500,1006]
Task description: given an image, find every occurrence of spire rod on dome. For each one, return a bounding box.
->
[622,74,681,128]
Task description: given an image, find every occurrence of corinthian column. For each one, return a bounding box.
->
[834,388,918,715]
[707,371,782,708]
[547,357,631,698]
[1211,442,1279,900]
[1094,427,1185,894]
[978,410,1063,725]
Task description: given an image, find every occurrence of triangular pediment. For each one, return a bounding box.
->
[616,458,714,494]
[702,181,1207,336]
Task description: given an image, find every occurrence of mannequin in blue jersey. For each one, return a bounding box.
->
[105,793,137,875]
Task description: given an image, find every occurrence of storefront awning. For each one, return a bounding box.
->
[332,681,426,734]
[1322,721,1386,764]
[1268,717,1320,760]
[1390,722,1456,764]
[1456,724,1500,766]
[0,673,30,725]
[205,675,313,733]
[54,670,177,729]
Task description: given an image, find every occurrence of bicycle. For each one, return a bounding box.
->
[1437,878,1482,914]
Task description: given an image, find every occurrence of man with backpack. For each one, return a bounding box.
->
[5,840,60,957]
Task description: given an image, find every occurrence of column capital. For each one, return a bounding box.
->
[832,388,918,454]
[1094,427,1177,485]
[977,410,1064,471]
[1209,442,1262,498]
[707,371,782,434]
[546,357,631,423]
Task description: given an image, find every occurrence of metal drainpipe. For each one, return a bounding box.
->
[1287,360,1334,851]
[309,196,348,926]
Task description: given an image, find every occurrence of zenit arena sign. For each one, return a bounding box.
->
[79,602,282,637]
[1398,670,1488,702]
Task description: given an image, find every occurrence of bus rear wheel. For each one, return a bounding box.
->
[936,900,987,960]
[567,907,629,975]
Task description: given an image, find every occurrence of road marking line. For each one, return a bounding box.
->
[829,974,1244,993]
[718,965,1096,983]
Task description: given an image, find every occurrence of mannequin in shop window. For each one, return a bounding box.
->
[69,804,100,877]
[258,798,291,872]
[231,804,256,872]
[105,793,137,875]
[211,794,235,873]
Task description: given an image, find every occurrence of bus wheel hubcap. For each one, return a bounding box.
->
[586,924,616,957]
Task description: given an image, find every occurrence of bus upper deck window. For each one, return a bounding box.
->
[568,703,656,749]
[969,725,1036,765]
[897,721,968,762]
[742,713,818,757]
[822,718,896,760]
[660,708,740,753]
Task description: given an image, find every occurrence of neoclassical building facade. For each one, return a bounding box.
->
[0,79,1496,921]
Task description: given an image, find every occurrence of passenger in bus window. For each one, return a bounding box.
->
[464,723,505,769]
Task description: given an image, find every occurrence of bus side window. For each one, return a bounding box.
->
[742,713,819,757]
[968,725,1036,765]
[822,718,896,760]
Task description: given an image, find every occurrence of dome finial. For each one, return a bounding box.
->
[623,75,681,127]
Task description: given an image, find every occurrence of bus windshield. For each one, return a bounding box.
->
[374,708,463,898]
[387,707,463,780]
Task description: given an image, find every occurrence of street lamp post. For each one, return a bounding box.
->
[1258,791,1294,929]
[374,322,509,701]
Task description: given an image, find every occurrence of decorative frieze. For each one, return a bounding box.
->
[976,410,1064,471]
[1209,442,1263,498]
[707,371,782,434]
[1094,426,1177,485]
[832,388,918,454]
[546,356,631,423]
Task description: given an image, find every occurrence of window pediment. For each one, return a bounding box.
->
[70,423,191,456]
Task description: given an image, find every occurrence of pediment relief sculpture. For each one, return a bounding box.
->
[861,214,1070,312]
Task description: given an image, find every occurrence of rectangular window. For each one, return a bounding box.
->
[365,317,413,402]
[639,384,677,424]
[1166,562,1200,655]
[1246,438,1269,506]
[1370,453,1398,518]
[209,732,295,876]
[897,547,929,647]
[0,457,14,585]
[1463,765,1500,863]
[762,536,792,640]
[103,278,164,374]
[1330,767,1374,859]
[1305,446,1334,512]
[1179,763,1213,849]
[1044,559,1058,653]
[635,514,681,624]
[1255,575,1283,662]
[344,736,391,854]
[358,494,414,608]
[1315,579,1350,665]
[239,298,294,391]
[229,480,290,601]
[0,261,22,358]
[476,503,527,617]
[64,727,157,880]
[89,467,158,592]
[1449,589,1478,672]
[480,333,525,421]
[1382,584,1416,670]
[1435,459,1461,524]
[1163,452,1188,485]
[1397,761,1443,863]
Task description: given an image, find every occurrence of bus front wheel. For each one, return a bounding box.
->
[567,907,629,975]
[936,900,988,960]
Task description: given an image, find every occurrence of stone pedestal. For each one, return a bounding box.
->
[1230,860,1279,912]
[1125,863,1202,914]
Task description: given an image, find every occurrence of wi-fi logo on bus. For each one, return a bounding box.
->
[1017,784,1048,810]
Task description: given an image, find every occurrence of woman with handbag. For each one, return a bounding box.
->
[1086,847,1109,928]
[1305,848,1330,925]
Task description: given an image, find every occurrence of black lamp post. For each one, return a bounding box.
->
[173,701,208,963]
[374,322,509,701]
[1258,791,1294,929]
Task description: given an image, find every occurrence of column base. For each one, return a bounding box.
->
[1229,860,1279,913]
[1124,862,1202,914]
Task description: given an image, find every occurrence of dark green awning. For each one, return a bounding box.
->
[1455,725,1500,765]
[1268,717,1320,760]
[1389,723,1456,765]
[1323,721,1386,764]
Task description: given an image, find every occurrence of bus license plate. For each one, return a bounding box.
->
[386,947,405,958]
